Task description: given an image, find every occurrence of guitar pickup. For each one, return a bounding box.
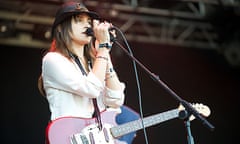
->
[71,133,89,144]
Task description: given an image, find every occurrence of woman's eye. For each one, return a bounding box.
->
[74,15,91,24]
[88,20,92,25]
[76,17,82,22]
[74,15,82,22]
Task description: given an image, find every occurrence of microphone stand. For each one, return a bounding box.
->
[114,40,215,133]
[185,120,194,144]
[179,110,195,144]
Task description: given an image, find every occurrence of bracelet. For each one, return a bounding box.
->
[105,72,116,81]
[106,67,114,74]
[96,56,108,61]
[99,43,112,49]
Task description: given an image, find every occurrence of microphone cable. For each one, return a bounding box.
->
[113,26,149,144]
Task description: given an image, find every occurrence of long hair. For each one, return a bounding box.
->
[51,16,73,57]
[38,15,94,97]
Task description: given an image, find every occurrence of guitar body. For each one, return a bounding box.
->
[46,110,120,144]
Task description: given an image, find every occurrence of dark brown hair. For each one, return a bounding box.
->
[38,15,94,97]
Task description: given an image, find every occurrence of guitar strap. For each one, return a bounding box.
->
[70,52,103,130]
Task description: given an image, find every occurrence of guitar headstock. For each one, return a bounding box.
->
[178,103,211,121]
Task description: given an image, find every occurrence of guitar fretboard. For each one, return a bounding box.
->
[110,109,179,138]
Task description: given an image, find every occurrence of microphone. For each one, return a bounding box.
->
[84,27,94,36]
[84,27,116,42]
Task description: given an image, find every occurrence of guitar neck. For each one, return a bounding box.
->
[110,108,179,138]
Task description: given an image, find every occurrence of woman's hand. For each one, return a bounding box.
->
[93,20,112,46]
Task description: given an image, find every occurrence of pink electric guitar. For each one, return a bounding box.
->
[46,103,210,144]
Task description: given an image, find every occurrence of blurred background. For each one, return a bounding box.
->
[1,0,240,144]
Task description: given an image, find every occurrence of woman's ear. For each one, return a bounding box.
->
[57,25,62,33]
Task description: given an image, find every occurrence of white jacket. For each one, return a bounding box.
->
[42,52,125,120]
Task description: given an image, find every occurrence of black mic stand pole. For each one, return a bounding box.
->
[178,110,195,144]
[179,109,195,144]
[185,120,194,144]
[114,41,215,133]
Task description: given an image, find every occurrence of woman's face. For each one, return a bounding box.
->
[70,13,92,45]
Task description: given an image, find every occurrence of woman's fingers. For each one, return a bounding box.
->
[93,20,111,43]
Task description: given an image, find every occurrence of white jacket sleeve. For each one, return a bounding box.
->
[103,82,126,108]
[42,52,104,98]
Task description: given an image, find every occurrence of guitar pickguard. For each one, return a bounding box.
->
[71,123,115,144]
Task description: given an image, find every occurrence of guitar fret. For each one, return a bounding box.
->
[143,109,178,127]
[111,120,142,138]
[111,109,179,138]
